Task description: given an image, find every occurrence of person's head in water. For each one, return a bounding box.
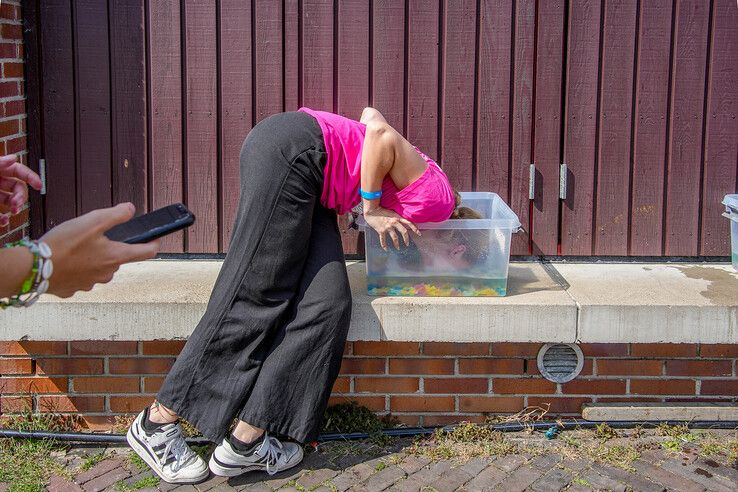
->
[410,191,487,270]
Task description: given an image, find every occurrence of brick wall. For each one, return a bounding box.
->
[0,0,28,246]
[1,341,736,431]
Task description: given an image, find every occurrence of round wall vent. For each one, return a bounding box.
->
[537,343,584,383]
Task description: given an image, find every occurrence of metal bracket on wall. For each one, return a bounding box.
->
[529,164,535,200]
[39,159,46,195]
[559,163,567,200]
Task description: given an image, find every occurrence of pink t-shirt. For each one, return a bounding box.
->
[298,107,455,223]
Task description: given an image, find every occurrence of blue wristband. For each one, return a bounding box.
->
[359,188,382,200]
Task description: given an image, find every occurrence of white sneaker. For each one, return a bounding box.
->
[126,408,209,484]
[209,432,304,477]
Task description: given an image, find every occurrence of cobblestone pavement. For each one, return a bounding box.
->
[4,428,738,491]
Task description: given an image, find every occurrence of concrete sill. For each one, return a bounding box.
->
[2,260,736,343]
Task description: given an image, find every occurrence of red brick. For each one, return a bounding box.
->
[0,80,17,97]
[0,118,18,137]
[0,395,32,413]
[493,378,556,394]
[0,42,16,57]
[490,343,542,357]
[3,62,22,78]
[0,377,67,393]
[354,377,419,393]
[16,44,22,59]
[393,414,421,426]
[665,360,732,377]
[424,378,488,394]
[327,396,385,412]
[0,358,32,374]
[0,24,22,40]
[109,358,174,375]
[339,358,385,375]
[458,396,524,413]
[597,360,663,376]
[390,396,455,413]
[6,135,26,153]
[423,415,487,426]
[38,395,104,413]
[0,227,22,242]
[343,342,352,355]
[528,397,591,414]
[423,342,489,356]
[109,395,155,413]
[389,358,454,375]
[2,99,24,116]
[526,359,539,375]
[353,341,420,356]
[80,415,117,431]
[0,4,19,20]
[561,379,626,395]
[0,341,67,356]
[8,207,29,229]
[141,340,186,355]
[36,358,104,375]
[630,344,698,358]
[578,344,628,357]
[70,341,138,355]
[699,380,738,396]
[700,344,738,358]
[331,377,351,393]
[458,358,523,375]
[72,377,139,393]
[630,379,696,395]
[143,376,165,393]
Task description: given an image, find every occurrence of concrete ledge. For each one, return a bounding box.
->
[1,260,736,343]
[582,403,738,421]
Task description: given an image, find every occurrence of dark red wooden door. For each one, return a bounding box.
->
[24,0,738,256]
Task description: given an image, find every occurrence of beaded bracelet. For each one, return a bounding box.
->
[1,239,53,309]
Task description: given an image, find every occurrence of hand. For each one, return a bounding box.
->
[363,206,420,250]
[0,154,42,226]
[39,203,161,297]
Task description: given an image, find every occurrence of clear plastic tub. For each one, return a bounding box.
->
[356,192,521,296]
[723,194,738,271]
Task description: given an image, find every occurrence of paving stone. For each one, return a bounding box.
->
[529,467,573,492]
[696,457,738,484]
[564,485,590,492]
[397,455,431,475]
[659,457,735,492]
[156,480,180,491]
[81,467,130,492]
[390,460,453,492]
[495,454,560,492]
[170,485,197,491]
[296,468,340,490]
[457,463,508,492]
[491,454,527,473]
[47,475,84,492]
[593,463,665,492]
[350,465,406,492]
[631,459,705,492]
[0,484,8,492]
[235,483,273,491]
[330,463,376,491]
[75,458,124,485]
[430,466,475,491]
[196,474,231,491]
[578,469,626,492]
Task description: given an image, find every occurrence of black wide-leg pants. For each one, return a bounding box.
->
[157,111,352,444]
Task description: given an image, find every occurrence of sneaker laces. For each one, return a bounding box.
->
[159,426,196,472]
[257,433,286,475]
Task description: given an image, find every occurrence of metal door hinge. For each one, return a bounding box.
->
[39,158,46,195]
[559,163,567,199]
[528,164,535,200]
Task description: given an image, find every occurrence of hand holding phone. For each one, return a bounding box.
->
[104,203,195,244]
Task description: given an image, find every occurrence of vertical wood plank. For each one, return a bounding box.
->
[531,0,564,255]
[476,0,512,199]
[22,0,45,237]
[219,0,253,251]
[509,0,535,255]
[109,0,147,213]
[630,0,672,256]
[255,0,283,122]
[40,0,77,229]
[594,0,637,255]
[73,0,112,214]
[302,0,333,110]
[665,0,710,256]
[148,0,184,252]
[441,0,477,191]
[337,0,369,256]
[700,0,737,255]
[284,0,300,111]
[560,0,601,255]
[183,0,218,252]
[407,0,439,160]
[372,0,405,131]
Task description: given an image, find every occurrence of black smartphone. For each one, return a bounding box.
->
[104,203,195,244]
